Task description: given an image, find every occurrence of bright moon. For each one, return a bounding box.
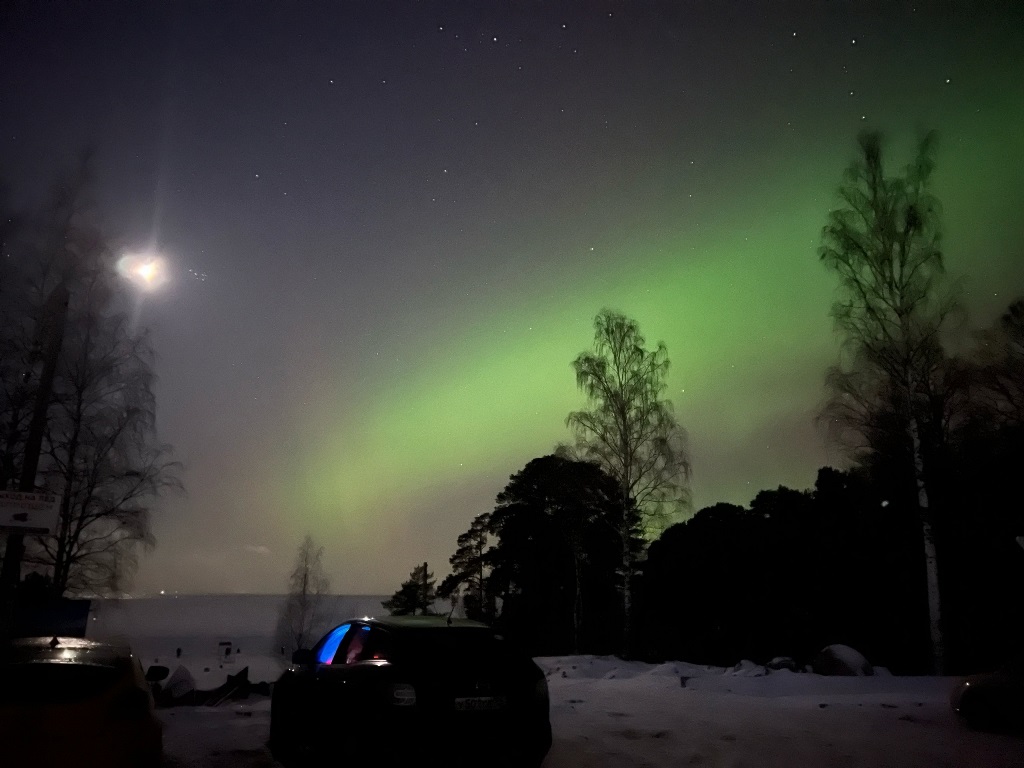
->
[117,252,169,291]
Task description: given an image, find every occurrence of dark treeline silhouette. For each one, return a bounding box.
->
[432,456,630,655]
[486,456,628,656]
[423,295,1024,672]
[937,299,1024,673]
[639,469,928,672]
[436,434,1021,673]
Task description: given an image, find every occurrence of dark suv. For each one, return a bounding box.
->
[271,615,551,766]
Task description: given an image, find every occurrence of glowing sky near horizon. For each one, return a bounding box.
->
[2,2,1023,595]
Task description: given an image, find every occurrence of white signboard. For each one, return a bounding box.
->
[0,490,60,535]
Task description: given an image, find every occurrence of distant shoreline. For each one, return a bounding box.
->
[96,593,390,600]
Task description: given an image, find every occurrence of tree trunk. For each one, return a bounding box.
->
[920,515,944,674]
[421,561,428,615]
[909,413,944,675]
[620,524,633,659]
[477,550,486,621]
[572,551,583,654]
[51,486,75,597]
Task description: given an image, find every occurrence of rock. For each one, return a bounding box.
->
[811,644,873,676]
[165,664,196,696]
[163,664,197,703]
[729,659,768,677]
[766,656,798,672]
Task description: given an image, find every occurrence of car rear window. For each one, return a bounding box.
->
[396,628,514,663]
[0,663,123,706]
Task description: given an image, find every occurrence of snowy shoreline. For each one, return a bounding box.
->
[158,654,1022,768]
[87,594,1023,767]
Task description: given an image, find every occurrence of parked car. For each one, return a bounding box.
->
[271,615,551,766]
[950,654,1024,734]
[0,636,164,767]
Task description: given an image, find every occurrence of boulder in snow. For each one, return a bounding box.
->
[729,659,768,677]
[811,644,873,676]
[163,664,198,702]
[766,656,798,672]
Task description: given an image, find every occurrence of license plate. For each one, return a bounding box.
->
[454,695,506,711]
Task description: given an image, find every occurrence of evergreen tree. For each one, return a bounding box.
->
[383,562,437,616]
[438,512,494,623]
[493,456,625,653]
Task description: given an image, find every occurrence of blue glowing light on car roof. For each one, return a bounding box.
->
[317,623,351,664]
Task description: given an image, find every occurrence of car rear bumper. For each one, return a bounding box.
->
[305,707,550,765]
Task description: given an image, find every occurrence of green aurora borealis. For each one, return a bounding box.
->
[4,2,1023,594]
[280,104,1024,590]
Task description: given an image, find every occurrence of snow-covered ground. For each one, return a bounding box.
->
[88,596,1024,767]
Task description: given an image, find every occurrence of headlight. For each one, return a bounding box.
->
[391,683,416,707]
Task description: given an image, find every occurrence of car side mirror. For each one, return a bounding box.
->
[145,665,170,683]
[291,648,315,665]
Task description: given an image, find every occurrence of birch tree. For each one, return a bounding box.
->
[276,535,331,655]
[565,309,690,656]
[3,158,180,596]
[819,130,958,673]
[34,297,178,595]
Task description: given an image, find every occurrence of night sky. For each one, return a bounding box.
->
[2,2,1023,596]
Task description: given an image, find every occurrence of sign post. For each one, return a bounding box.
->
[0,491,61,536]
[1,284,69,639]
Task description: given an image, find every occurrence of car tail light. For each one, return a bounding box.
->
[391,683,416,707]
